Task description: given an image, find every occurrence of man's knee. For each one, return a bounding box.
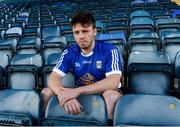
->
[102,89,122,104]
[41,87,54,100]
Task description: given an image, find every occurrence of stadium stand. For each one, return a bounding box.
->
[0,0,179,126]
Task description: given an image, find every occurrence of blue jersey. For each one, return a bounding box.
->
[53,41,122,87]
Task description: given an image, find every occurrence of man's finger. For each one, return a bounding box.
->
[64,104,70,114]
[68,103,74,114]
[71,102,78,114]
[73,100,81,114]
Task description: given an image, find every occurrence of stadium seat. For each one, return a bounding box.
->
[114,94,180,126]
[131,0,145,10]
[96,32,126,57]
[42,26,60,40]
[151,10,172,20]
[60,25,73,36]
[95,21,104,34]
[23,27,41,38]
[0,89,40,126]
[4,27,22,42]
[7,53,42,90]
[42,36,66,64]
[41,94,108,126]
[0,53,9,88]
[156,18,180,37]
[128,32,160,53]
[161,31,180,64]
[110,12,128,23]
[130,17,154,33]
[175,51,180,93]
[128,51,173,94]
[0,39,17,60]
[105,21,128,38]
[130,10,151,20]
[16,37,41,54]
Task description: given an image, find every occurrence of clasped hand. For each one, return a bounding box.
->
[58,87,82,114]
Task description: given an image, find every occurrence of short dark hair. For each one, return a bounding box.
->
[70,10,96,28]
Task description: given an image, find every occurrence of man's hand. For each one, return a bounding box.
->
[63,99,82,115]
[58,87,80,106]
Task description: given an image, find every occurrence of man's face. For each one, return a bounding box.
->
[72,23,97,50]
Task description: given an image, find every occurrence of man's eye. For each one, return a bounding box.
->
[82,30,88,34]
[74,31,79,35]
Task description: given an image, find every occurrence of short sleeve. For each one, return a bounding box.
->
[53,49,72,77]
[105,47,122,77]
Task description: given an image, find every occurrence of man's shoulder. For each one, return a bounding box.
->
[96,41,117,51]
[66,43,79,53]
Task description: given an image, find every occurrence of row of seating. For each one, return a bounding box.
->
[0,0,180,126]
[0,50,180,126]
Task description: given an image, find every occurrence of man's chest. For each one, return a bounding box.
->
[73,54,106,79]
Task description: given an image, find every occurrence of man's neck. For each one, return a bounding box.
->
[81,40,95,55]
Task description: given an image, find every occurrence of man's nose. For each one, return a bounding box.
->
[78,32,85,39]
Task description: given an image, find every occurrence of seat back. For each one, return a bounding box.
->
[0,89,40,126]
[42,26,60,40]
[16,37,41,54]
[130,17,154,33]
[42,36,66,64]
[128,51,173,94]
[114,94,180,126]
[41,94,108,126]
[128,32,160,53]
[7,54,42,90]
[175,51,180,91]
[161,31,180,64]
[96,32,126,57]
[0,39,17,59]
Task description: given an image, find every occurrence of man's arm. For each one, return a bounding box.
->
[48,71,82,114]
[58,74,121,106]
[48,71,64,95]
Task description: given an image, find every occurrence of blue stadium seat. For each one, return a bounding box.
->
[128,32,160,53]
[16,37,41,54]
[161,31,180,64]
[95,21,104,34]
[0,53,9,88]
[0,39,17,60]
[23,27,41,38]
[65,34,76,47]
[156,18,180,37]
[42,26,61,40]
[173,9,180,18]
[130,17,154,33]
[105,21,128,38]
[0,89,40,126]
[131,0,145,10]
[151,10,172,20]
[130,10,151,20]
[96,32,126,57]
[42,36,66,64]
[128,51,173,94]
[110,12,128,23]
[175,51,180,92]
[4,27,22,42]
[7,54,42,90]
[41,94,108,126]
[114,94,180,126]
[60,25,73,36]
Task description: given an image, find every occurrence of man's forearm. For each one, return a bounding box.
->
[48,72,64,96]
[76,74,121,95]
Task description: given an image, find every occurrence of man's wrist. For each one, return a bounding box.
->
[75,87,82,95]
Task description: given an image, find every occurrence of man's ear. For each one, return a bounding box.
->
[94,28,97,36]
